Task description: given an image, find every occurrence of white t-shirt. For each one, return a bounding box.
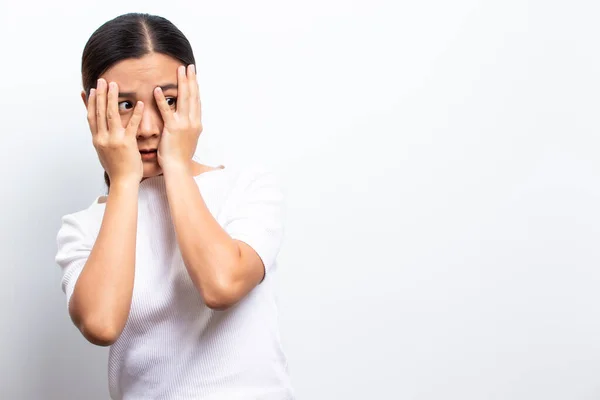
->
[55,166,294,400]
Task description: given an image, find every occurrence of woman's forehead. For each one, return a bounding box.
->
[100,53,182,91]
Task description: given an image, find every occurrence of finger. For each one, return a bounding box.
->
[125,101,145,136]
[96,79,108,134]
[188,64,201,121]
[107,82,123,133]
[87,88,98,136]
[176,65,189,116]
[154,87,176,124]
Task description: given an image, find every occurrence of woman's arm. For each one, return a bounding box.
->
[68,181,139,346]
[154,65,265,310]
[68,80,145,346]
[153,66,269,310]
[163,164,265,311]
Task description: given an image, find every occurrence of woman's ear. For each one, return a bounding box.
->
[80,90,88,108]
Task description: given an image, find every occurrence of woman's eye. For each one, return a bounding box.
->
[166,97,177,108]
[118,101,134,111]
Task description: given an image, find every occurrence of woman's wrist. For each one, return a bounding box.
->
[109,176,141,193]
[161,159,193,178]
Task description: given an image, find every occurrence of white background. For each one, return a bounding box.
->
[1,0,599,399]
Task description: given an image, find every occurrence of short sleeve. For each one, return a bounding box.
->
[223,169,285,275]
[55,213,92,307]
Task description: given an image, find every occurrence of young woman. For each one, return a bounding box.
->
[55,13,293,400]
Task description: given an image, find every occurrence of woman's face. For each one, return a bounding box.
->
[82,53,184,178]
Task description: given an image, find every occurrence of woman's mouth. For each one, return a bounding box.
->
[140,149,158,161]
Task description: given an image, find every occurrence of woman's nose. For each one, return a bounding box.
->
[136,107,161,138]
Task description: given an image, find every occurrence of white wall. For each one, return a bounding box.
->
[1,0,599,398]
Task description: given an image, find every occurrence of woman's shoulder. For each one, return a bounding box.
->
[197,163,285,217]
[199,163,282,191]
[61,195,107,220]
[56,198,105,242]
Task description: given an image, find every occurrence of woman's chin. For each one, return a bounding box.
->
[143,164,163,178]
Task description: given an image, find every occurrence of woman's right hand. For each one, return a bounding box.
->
[87,79,145,185]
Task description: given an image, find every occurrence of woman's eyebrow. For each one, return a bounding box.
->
[118,83,178,97]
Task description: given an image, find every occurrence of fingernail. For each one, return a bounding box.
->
[97,79,103,89]
[90,88,96,96]
[190,64,196,74]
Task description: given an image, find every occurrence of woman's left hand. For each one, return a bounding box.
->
[155,64,203,171]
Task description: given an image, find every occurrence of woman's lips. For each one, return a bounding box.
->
[140,149,157,161]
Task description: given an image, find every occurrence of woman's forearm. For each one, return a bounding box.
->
[69,180,139,346]
[162,164,242,309]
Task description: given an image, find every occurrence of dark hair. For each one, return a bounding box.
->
[81,13,196,190]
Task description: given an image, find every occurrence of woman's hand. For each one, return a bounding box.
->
[154,65,203,171]
[87,79,145,185]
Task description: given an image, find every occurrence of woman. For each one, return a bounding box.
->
[55,13,293,400]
